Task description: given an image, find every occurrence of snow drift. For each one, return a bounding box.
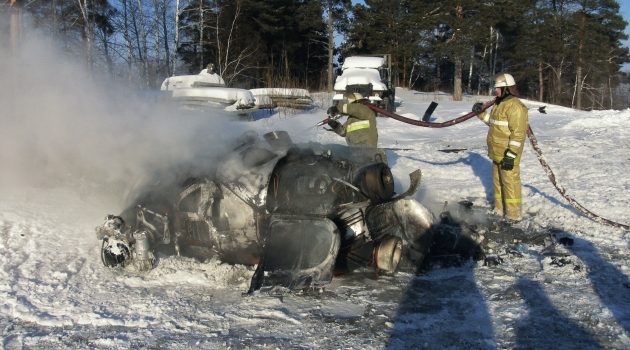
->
[2,36,630,349]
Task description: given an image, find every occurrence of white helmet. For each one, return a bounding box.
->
[493,73,516,87]
[345,92,365,103]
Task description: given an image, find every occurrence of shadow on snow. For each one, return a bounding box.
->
[383,210,620,348]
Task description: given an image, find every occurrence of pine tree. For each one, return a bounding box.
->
[420,0,495,100]
[570,0,628,109]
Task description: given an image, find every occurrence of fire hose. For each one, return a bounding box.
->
[345,99,629,230]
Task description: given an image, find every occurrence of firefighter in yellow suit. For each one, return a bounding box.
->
[472,73,529,221]
[326,92,378,148]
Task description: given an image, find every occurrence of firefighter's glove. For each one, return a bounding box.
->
[500,149,518,171]
[327,119,340,129]
[327,106,339,116]
[472,102,483,114]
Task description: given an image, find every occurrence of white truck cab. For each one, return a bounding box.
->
[332,55,396,112]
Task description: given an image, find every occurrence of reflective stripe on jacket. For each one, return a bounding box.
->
[332,103,378,147]
[477,95,528,162]
[347,120,370,132]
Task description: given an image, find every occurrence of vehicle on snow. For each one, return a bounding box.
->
[158,65,314,113]
[95,131,435,294]
[249,88,314,110]
[160,64,258,112]
[333,55,396,113]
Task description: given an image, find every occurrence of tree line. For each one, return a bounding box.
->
[3,0,629,109]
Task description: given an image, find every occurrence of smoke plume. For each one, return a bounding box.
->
[0,36,249,210]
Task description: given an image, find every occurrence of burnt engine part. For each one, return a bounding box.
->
[97,215,156,271]
[375,235,403,271]
[248,216,340,294]
[336,233,403,273]
[101,237,131,268]
[422,101,439,122]
[265,147,354,215]
[356,163,395,203]
[98,215,134,268]
[425,211,486,267]
[94,130,437,294]
[263,131,293,149]
[241,147,277,168]
[132,230,155,271]
[365,199,434,267]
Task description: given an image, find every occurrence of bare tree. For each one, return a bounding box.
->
[213,0,257,86]
[198,0,205,71]
[161,0,171,76]
[322,0,349,93]
[136,0,149,87]
[172,0,181,75]
[467,45,473,94]
[480,26,500,96]
[324,0,334,93]
[76,0,94,70]
[121,0,134,81]
[154,0,160,86]
[575,0,586,110]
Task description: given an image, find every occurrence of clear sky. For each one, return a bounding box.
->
[620,0,630,71]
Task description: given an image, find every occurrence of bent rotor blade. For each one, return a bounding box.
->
[422,102,438,122]
[393,169,423,200]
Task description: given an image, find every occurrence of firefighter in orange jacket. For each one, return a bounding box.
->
[472,73,529,221]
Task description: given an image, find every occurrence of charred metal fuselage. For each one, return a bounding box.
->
[95,131,434,294]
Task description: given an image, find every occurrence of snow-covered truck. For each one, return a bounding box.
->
[333,55,396,113]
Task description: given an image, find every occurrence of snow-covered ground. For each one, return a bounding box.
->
[2,40,630,349]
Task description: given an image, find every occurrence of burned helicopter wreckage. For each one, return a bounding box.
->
[95,130,443,294]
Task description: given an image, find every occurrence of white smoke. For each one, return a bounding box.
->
[0,36,249,209]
